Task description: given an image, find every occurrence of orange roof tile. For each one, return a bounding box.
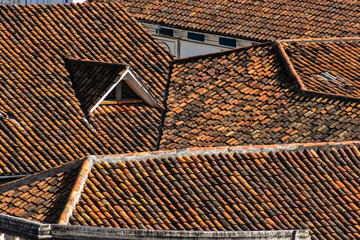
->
[2,141,358,240]
[0,2,173,175]
[161,39,360,149]
[96,0,360,41]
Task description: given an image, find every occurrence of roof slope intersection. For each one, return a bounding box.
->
[161,37,360,149]
[1,141,360,240]
[0,2,173,176]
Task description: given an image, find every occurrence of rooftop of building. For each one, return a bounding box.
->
[92,0,360,42]
[161,37,360,149]
[0,141,359,240]
[0,2,173,176]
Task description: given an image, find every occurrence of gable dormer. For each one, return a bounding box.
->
[64,58,160,113]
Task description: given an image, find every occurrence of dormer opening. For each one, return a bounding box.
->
[104,81,141,102]
[64,57,160,114]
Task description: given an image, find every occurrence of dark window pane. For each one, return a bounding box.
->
[159,28,174,37]
[187,32,205,42]
[121,81,139,99]
[219,37,236,47]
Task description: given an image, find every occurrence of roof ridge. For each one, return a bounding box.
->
[91,141,360,164]
[58,158,93,225]
[63,57,128,68]
[172,42,272,64]
[277,36,360,44]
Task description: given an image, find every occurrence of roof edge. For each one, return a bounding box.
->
[0,213,310,240]
[0,161,83,193]
[277,36,360,44]
[0,214,51,240]
[91,140,360,164]
[51,225,310,240]
[58,158,93,225]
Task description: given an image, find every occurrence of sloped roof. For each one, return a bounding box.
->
[0,2,172,176]
[1,141,359,240]
[0,161,83,223]
[278,38,360,101]
[161,38,360,149]
[93,0,360,41]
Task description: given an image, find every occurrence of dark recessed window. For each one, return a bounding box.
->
[120,81,138,99]
[219,37,236,47]
[159,28,174,37]
[105,81,139,101]
[187,32,205,42]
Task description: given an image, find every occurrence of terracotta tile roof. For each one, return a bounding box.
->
[70,142,360,240]
[4,141,355,239]
[161,38,360,149]
[0,2,172,176]
[95,0,360,41]
[0,160,83,223]
[278,38,360,101]
[89,104,161,153]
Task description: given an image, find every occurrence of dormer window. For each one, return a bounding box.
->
[64,57,159,114]
[105,81,141,102]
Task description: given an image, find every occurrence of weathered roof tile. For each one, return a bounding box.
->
[0,2,172,176]
[101,0,360,41]
[52,143,360,240]
[0,161,83,223]
[161,38,360,149]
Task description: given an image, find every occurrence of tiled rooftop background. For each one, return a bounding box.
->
[69,143,360,240]
[0,2,172,175]
[104,0,360,41]
[161,42,360,149]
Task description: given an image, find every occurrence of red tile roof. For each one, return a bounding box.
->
[74,143,360,240]
[0,2,172,175]
[0,161,83,223]
[161,38,360,149]
[277,38,360,101]
[2,141,359,240]
[98,0,360,41]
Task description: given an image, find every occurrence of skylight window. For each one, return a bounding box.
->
[317,70,353,89]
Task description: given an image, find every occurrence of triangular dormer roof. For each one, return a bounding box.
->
[65,58,160,113]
